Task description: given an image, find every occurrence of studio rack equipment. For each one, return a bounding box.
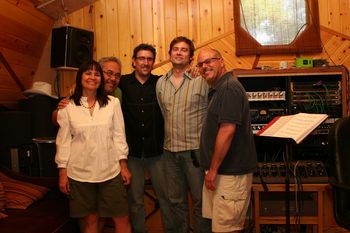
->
[234,66,348,233]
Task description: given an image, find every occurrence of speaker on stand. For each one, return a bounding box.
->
[50,26,94,68]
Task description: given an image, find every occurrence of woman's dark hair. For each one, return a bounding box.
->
[70,60,109,107]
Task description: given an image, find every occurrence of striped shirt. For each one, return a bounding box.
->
[156,70,209,152]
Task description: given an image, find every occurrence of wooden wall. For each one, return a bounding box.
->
[0,0,350,108]
[63,0,234,74]
[64,0,350,76]
[0,0,54,109]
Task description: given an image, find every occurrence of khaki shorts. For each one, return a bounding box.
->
[68,174,128,218]
[202,173,252,232]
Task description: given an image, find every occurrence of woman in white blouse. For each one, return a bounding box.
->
[55,60,131,233]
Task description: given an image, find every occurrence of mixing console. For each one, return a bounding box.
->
[253,160,328,184]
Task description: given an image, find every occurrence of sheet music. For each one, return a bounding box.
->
[257,113,328,144]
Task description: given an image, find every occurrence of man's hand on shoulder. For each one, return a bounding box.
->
[57,98,70,110]
[52,98,70,126]
[186,65,200,78]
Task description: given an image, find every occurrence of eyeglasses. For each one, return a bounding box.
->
[196,57,221,68]
[135,57,154,62]
[103,70,121,79]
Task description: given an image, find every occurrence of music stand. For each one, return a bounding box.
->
[255,113,327,232]
[255,135,296,233]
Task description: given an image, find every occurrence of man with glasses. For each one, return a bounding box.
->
[119,44,174,233]
[197,47,257,233]
[99,57,123,100]
[156,36,211,233]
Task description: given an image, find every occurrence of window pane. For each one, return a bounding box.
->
[240,0,307,45]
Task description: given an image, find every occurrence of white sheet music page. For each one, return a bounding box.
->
[256,113,328,144]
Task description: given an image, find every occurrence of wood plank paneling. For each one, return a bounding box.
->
[320,29,335,46]
[331,40,350,65]
[176,0,189,36]
[199,0,212,42]
[2,0,350,108]
[0,16,45,58]
[319,0,350,37]
[94,0,109,59]
[188,0,200,44]
[153,0,166,63]
[223,0,234,32]
[339,0,350,35]
[0,47,39,69]
[106,0,118,57]
[324,36,346,65]
[327,0,341,32]
[65,0,350,74]
[0,0,53,109]
[164,0,177,52]
[342,53,350,69]
[66,5,94,31]
[130,0,142,47]
[211,0,224,37]
[318,0,329,28]
[140,0,154,44]
[2,0,53,34]
[117,0,132,67]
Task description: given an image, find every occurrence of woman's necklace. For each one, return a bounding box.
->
[80,99,96,109]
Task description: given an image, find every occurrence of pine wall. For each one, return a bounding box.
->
[64,0,350,75]
[0,0,350,108]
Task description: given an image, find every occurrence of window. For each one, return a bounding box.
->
[234,0,322,56]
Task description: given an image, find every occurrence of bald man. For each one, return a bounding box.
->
[196,48,257,233]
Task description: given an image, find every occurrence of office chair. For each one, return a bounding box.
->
[328,117,350,230]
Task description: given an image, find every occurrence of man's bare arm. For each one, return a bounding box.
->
[205,123,236,190]
[52,98,70,126]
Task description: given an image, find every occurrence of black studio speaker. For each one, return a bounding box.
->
[51,26,94,68]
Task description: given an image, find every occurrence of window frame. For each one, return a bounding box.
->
[234,0,322,56]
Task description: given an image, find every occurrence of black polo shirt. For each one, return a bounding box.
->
[119,72,164,158]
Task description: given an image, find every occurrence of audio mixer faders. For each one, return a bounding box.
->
[253,160,328,184]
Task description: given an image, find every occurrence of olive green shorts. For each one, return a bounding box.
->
[68,174,128,218]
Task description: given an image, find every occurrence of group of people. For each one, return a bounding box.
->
[54,36,257,233]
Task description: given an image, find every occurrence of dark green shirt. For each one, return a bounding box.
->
[200,72,257,175]
[112,87,122,103]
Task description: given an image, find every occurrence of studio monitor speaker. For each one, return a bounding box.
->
[51,26,94,68]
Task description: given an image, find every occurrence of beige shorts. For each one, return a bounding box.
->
[202,173,253,232]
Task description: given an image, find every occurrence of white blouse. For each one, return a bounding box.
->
[55,96,128,183]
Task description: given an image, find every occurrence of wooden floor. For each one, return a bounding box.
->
[103,190,164,233]
[102,189,350,233]
[103,215,349,233]
[103,205,350,233]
